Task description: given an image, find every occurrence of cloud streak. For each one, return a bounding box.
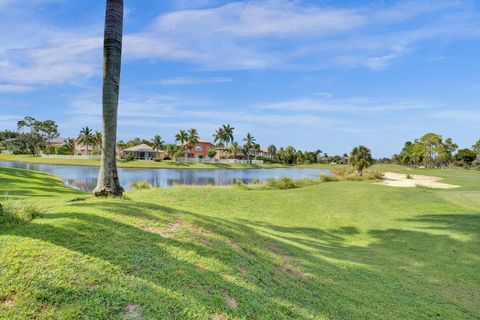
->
[156,77,233,86]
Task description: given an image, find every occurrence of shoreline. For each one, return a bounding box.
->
[0,154,333,170]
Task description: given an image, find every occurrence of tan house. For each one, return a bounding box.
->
[122,144,164,160]
[75,142,101,156]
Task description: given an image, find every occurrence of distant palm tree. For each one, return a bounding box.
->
[187,128,200,157]
[64,138,76,155]
[213,128,225,158]
[175,130,188,145]
[221,124,234,146]
[230,141,241,159]
[213,128,225,145]
[116,140,127,150]
[175,129,188,153]
[267,144,277,158]
[151,135,165,152]
[93,131,102,149]
[78,127,95,155]
[165,144,178,159]
[243,133,255,161]
[94,0,124,197]
[253,143,261,158]
[349,145,373,176]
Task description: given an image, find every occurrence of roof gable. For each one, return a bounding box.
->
[123,143,155,152]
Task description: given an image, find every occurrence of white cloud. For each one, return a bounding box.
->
[364,46,411,70]
[0,35,102,85]
[156,77,232,86]
[0,84,34,93]
[256,96,437,114]
[123,0,480,70]
[66,91,347,131]
[154,1,365,38]
[430,110,480,122]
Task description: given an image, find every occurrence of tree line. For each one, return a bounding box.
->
[392,132,480,168]
[3,118,478,169]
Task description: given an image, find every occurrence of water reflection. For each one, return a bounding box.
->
[0,161,329,192]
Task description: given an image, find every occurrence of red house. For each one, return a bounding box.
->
[184,140,215,158]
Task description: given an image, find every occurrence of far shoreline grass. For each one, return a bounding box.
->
[0,154,335,170]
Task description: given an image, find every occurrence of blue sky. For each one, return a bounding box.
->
[0,0,479,157]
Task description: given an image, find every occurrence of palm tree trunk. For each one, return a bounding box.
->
[94,0,124,197]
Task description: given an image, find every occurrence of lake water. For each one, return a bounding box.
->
[0,161,329,192]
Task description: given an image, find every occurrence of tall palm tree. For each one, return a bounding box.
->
[93,131,102,149]
[151,135,165,152]
[253,143,261,158]
[94,0,124,197]
[243,133,255,161]
[213,128,225,145]
[78,126,94,155]
[213,127,226,158]
[348,145,373,176]
[221,124,234,146]
[186,128,200,157]
[64,138,76,155]
[267,144,277,158]
[175,129,188,151]
[229,141,240,159]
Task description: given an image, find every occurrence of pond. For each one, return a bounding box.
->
[0,161,329,192]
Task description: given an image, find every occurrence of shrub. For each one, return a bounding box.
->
[266,177,297,190]
[154,159,162,162]
[322,169,383,183]
[0,202,42,229]
[320,174,340,182]
[55,145,70,155]
[331,166,355,177]
[406,174,412,179]
[208,149,217,159]
[370,171,385,179]
[175,149,186,157]
[123,153,135,162]
[232,179,246,187]
[131,181,152,190]
[44,145,56,155]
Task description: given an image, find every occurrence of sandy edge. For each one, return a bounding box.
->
[378,172,460,189]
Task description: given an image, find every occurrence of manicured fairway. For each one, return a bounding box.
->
[0,166,479,319]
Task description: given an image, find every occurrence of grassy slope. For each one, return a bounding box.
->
[0,166,479,319]
[0,154,317,170]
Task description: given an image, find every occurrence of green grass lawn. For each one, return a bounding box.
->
[0,154,323,170]
[0,166,479,319]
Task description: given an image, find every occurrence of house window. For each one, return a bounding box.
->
[195,145,202,151]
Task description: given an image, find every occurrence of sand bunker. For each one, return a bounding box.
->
[378,172,459,189]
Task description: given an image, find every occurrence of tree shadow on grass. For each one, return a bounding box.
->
[2,200,480,319]
[0,168,79,198]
